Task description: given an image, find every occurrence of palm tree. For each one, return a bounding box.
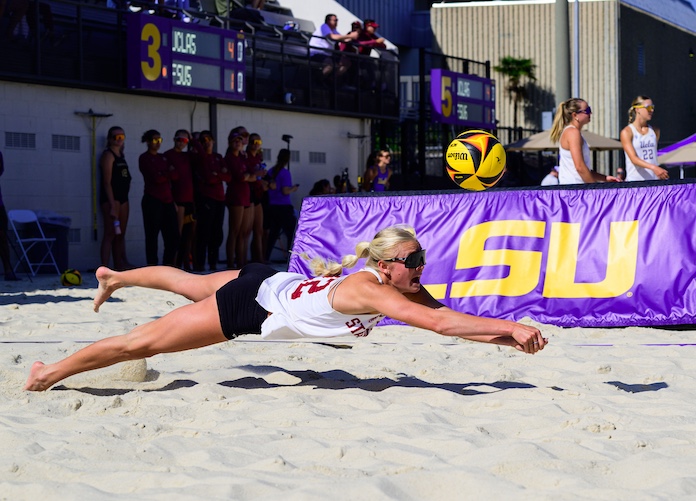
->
[494,56,537,130]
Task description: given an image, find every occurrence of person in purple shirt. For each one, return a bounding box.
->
[264,149,299,262]
[309,13,358,81]
[371,150,392,192]
[0,150,19,280]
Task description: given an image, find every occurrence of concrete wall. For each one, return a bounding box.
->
[0,82,366,271]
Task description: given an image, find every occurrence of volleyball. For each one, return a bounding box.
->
[445,130,506,191]
[61,269,82,286]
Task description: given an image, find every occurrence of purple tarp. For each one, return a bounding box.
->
[289,182,696,327]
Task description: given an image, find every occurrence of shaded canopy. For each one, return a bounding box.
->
[505,130,623,151]
[658,142,696,165]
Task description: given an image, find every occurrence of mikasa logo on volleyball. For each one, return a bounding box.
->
[427,220,639,299]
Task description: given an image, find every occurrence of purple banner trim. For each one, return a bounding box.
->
[289,184,696,327]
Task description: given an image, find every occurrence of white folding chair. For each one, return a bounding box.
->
[8,210,61,276]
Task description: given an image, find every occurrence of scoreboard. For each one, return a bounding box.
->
[127,14,246,100]
[430,69,495,129]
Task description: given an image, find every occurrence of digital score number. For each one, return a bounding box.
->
[430,69,495,129]
[127,13,245,100]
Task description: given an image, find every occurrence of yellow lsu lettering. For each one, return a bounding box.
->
[431,220,639,299]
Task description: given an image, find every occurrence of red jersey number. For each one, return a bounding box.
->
[290,277,337,300]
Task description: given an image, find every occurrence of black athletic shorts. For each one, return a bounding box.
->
[216,263,279,339]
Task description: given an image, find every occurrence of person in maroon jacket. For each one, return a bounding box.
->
[191,130,230,272]
[245,133,268,263]
[139,129,180,266]
[164,129,196,270]
[224,130,255,270]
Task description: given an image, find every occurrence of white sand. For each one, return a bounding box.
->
[3,274,696,499]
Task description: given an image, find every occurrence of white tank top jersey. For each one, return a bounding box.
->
[558,126,591,185]
[625,123,658,181]
[256,268,386,340]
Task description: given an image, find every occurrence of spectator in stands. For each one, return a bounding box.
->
[265,149,299,262]
[0,0,28,41]
[371,149,392,192]
[191,130,230,271]
[139,129,179,266]
[164,129,196,270]
[100,126,133,271]
[540,166,560,186]
[356,19,387,90]
[309,13,358,83]
[227,0,265,23]
[0,150,19,280]
[340,20,363,54]
[309,179,332,196]
[356,19,386,55]
[245,133,267,263]
[224,130,254,270]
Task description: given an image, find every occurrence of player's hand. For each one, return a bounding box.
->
[653,166,669,180]
[510,324,547,354]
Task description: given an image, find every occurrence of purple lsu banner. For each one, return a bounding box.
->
[288,182,696,327]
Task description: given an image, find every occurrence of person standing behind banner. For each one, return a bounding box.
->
[549,98,621,185]
[361,151,378,192]
[371,150,392,192]
[224,131,254,270]
[191,131,230,272]
[540,166,560,186]
[246,133,267,264]
[0,150,19,280]
[99,126,133,270]
[620,96,669,182]
[164,129,196,270]
[265,149,299,262]
[139,129,179,266]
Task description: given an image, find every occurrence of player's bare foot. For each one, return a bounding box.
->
[93,266,122,312]
[24,361,51,391]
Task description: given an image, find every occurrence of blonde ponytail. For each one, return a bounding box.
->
[549,98,586,143]
[301,224,420,277]
[628,95,651,124]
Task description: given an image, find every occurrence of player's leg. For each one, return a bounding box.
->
[26,294,226,391]
[94,265,240,311]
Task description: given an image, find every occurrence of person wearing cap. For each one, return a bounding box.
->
[355,19,386,55]
[540,165,560,186]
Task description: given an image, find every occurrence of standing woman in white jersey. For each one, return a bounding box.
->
[620,96,669,181]
[550,98,622,185]
[24,225,547,391]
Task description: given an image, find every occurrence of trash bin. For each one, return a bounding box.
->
[34,210,71,273]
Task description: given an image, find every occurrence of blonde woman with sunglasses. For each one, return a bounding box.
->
[620,96,668,181]
[550,98,621,184]
[24,225,546,391]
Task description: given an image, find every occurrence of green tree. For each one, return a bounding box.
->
[494,56,537,130]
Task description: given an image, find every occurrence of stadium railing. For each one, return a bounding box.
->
[0,0,400,120]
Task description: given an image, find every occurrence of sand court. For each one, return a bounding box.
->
[3,275,696,499]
